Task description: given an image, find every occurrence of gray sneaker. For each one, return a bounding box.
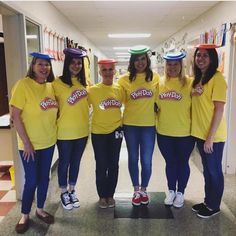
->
[99,198,108,209]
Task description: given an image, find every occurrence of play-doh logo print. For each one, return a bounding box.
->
[99,98,122,110]
[130,88,153,100]
[40,97,58,110]
[159,91,182,100]
[67,89,88,105]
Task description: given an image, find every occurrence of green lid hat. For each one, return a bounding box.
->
[128,45,150,55]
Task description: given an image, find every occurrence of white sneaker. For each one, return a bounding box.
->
[164,190,176,206]
[173,192,184,208]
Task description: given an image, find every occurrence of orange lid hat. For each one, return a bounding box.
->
[97,59,117,64]
[195,44,220,49]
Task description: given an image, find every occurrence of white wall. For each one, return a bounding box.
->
[3,1,106,81]
[155,2,236,51]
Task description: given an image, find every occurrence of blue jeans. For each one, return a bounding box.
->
[57,137,88,188]
[196,139,225,210]
[157,133,195,193]
[123,125,156,188]
[91,127,123,198]
[20,145,55,214]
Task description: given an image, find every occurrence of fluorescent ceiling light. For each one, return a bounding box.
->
[117,58,129,62]
[108,33,151,38]
[26,35,37,39]
[116,55,130,58]
[115,52,130,55]
[113,47,130,50]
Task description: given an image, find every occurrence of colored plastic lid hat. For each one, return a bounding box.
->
[30,52,54,60]
[195,44,220,49]
[128,45,150,55]
[63,48,87,58]
[97,59,117,64]
[163,51,186,61]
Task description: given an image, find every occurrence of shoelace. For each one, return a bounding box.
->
[70,192,78,202]
[133,192,141,199]
[140,191,147,197]
[62,193,71,204]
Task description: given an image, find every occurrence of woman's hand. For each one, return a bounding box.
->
[23,141,35,162]
[204,138,213,153]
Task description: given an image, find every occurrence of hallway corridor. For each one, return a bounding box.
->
[0,140,236,236]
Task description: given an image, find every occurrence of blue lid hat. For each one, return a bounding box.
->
[163,51,186,61]
[30,52,54,60]
[63,48,87,58]
[128,45,150,55]
[97,59,117,65]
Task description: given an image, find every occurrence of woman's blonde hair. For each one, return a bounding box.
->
[165,60,187,87]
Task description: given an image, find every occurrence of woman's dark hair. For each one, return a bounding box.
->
[192,48,218,88]
[26,57,55,82]
[60,55,87,87]
[128,53,153,82]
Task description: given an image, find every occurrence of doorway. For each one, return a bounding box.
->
[0,42,9,116]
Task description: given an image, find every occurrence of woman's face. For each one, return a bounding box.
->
[166,60,182,77]
[99,64,115,86]
[69,58,83,76]
[134,54,148,73]
[195,49,211,73]
[33,59,51,80]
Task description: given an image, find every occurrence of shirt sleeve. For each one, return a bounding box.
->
[212,72,227,102]
[9,80,26,110]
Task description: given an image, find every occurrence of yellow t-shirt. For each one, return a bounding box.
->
[191,71,227,142]
[52,77,89,139]
[9,77,58,150]
[118,72,160,126]
[88,82,124,134]
[156,77,193,136]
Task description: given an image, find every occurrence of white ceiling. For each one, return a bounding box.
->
[51,1,219,60]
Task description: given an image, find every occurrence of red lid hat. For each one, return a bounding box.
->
[195,44,220,49]
[97,59,117,64]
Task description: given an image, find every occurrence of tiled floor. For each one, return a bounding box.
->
[0,162,16,223]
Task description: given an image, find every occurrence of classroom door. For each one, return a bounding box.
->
[0,43,9,116]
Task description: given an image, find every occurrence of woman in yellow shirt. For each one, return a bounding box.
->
[10,52,58,233]
[88,59,124,209]
[118,45,160,206]
[156,51,195,208]
[191,44,227,218]
[52,48,89,210]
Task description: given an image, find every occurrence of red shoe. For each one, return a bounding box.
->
[132,191,141,206]
[140,191,149,205]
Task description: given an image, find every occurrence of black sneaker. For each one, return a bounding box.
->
[61,191,73,210]
[197,207,220,219]
[69,190,80,208]
[192,203,206,212]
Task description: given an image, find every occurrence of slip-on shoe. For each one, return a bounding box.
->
[15,218,30,234]
[35,210,54,224]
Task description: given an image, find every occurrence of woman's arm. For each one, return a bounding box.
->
[10,106,35,161]
[204,101,225,153]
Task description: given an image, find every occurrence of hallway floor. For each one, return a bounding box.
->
[0,140,236,236]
